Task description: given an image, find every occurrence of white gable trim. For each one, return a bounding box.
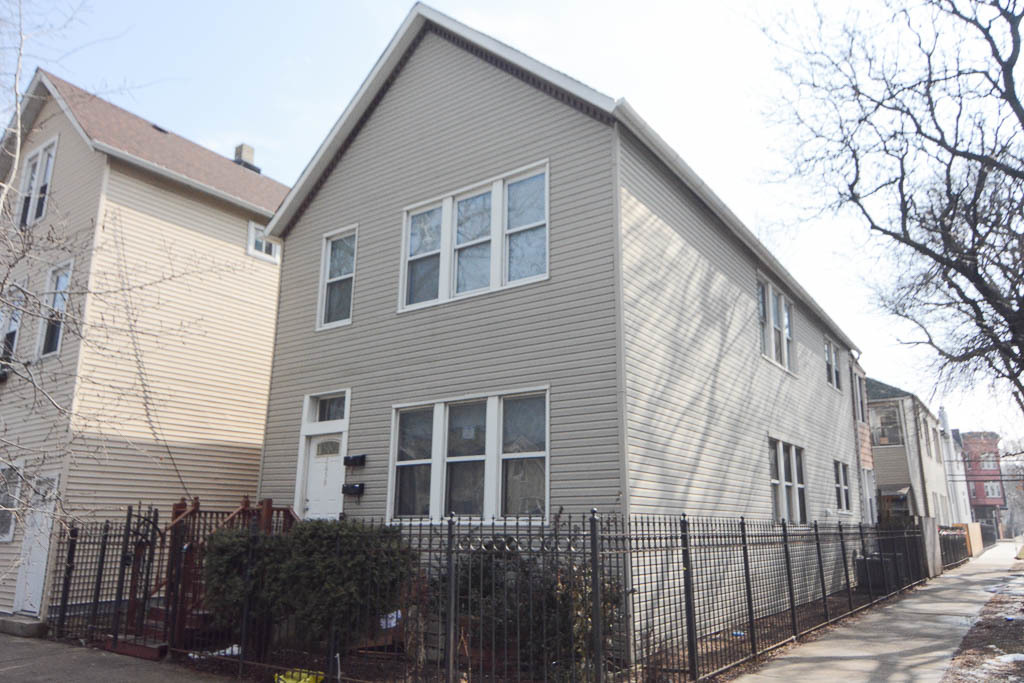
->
[268,2,859,352]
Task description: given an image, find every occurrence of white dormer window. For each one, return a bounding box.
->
[19,137,57,229]
[247,222,280,263]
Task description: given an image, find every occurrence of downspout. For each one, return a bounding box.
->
[913,401,931,518]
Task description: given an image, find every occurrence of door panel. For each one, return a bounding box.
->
[304,434,344,519]
[14,476,58,615]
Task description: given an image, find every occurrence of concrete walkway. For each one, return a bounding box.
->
[0,632,227,682]
[735,542,1020,682]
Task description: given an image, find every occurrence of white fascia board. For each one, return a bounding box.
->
[612,98,860,354]
[37,72,94,150]
[267,2,615,238]
[94,142,273,219]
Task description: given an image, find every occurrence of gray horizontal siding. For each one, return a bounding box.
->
[260,32,623,518]
[618,126,860,521]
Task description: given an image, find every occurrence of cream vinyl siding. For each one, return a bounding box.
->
[65,159,277,516]
[259,32,623,517]
[617,127,859,520]
[0,96,106,611]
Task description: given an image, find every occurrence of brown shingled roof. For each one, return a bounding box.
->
[41,70,288,214]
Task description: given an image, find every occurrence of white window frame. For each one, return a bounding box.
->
[770,438,806,524]
[398,161,549,313]
[37,260,72,359]
[386,386,550,523]
[981,453,998,470]
[291,388,352,513]
[316,225,358,331]
[246,221,280,264]
[0,280,26,368]
[758,276,794,372]
[834,460,851,512]
[0,459,23,543]
[825,338,841,390]
[18,135,58,229]
[984,481,1002,498]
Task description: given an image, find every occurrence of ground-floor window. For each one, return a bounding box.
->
[0,465,20,542]
[390,388,548,521]
[769,438,806,524]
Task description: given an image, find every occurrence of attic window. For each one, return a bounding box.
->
[247,222,280,264]
[19,137,57,228]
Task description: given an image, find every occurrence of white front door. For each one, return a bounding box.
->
[14,476,58,615]
[303,434,345,519]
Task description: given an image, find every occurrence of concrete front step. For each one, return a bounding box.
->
[0,614,47,638]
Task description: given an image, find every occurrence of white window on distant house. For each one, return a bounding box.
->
[19,137,57,229]
[870,403,903,445]
[317,226,357,329]
[984,481,1002,498]
[39,263,71,357]
[390,389,548,521]
[0,465,19,542]
[0,284,25,371]
[981,453,998,470]
[758,278,794,371]
[770,438,806,524]
[400,163,548,310]
[825,339,841,389]
[247,222,280,263]
[834,460,850,511]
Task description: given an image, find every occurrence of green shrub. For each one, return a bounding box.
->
[202,520,417,654]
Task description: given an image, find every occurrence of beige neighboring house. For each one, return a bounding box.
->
[257,5,863,533]
[0,70,288,617]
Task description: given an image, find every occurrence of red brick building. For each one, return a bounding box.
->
[962,431,1005,540]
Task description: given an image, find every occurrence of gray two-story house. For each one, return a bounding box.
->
[256,4,861,526]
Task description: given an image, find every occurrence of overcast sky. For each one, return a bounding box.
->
[18,0,1024,441]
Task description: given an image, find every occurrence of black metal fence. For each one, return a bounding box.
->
[938,526,970,570]
[49,510,928,681]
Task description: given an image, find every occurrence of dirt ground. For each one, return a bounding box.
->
[942,561,1024,682]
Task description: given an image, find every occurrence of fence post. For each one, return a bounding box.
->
[239,517,259,677]
[135,507,159,638]
[781,520,799,638]
[813,521,830,622]
[111,505,132,648]
[259,498,273,535]
[838,522,853,613]
[57,526,79,638]
[858,523,874,604]
[166,520,183,649]
[88,520,111,635]
[589,509,604,683]
[325,530,342,681]
[446,512,457,683]
[739,518,758,656]
[681,514,699,680]
[901,527,914,586]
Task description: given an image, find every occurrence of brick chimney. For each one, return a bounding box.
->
[233,143,260,173]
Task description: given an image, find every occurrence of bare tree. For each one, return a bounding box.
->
[772,0,1024,415]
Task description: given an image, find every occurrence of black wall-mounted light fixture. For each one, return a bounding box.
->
[343,454,366,467]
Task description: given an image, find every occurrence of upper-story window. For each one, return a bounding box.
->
[757,278,794,371]
[851,370,867,422]
[870,403,903,446]
[317,226,357,330]
[40,263,71,357]
[19,138,57,229]
[984,481,1002,498]
[834,460,850,511]
[825,339,841,389]
[401,164,548,310]
[980,453,999,469]
[247,222,280,263]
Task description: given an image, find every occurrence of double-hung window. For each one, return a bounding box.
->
[317,227,357,329]
[401,164,548,310]
[769,438,806,523]
[247,222,280,263]
[852,373,866,422]
[757,279,794,370]
[834,460,850,511]
[391,389,548,520]
[0,284,24,371]
[984,481,1002,498]
[870,403,903,445]
[19,138,56,229]
[0,465,19,542]
[40,263,71,357]
[825,339,841,389]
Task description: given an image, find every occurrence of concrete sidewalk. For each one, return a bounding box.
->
[735,542,1019,682]
[0,632,227,682]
